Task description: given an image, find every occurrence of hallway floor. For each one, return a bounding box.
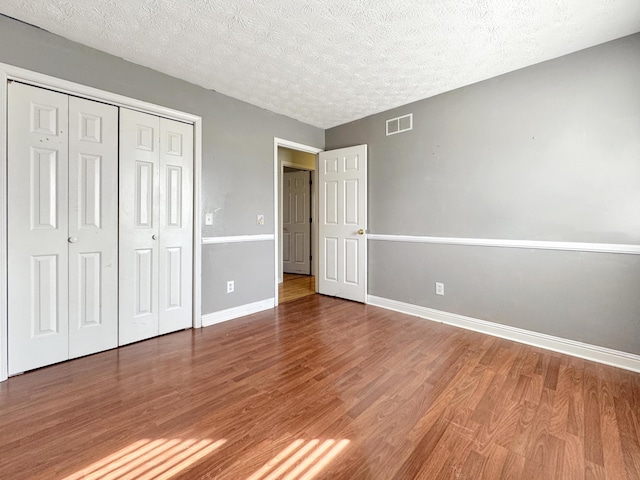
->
[279,273,315,303]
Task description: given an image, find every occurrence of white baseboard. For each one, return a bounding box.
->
[202,298,275,327]
[367,295,640,373]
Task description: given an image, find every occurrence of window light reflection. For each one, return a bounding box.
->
[62,438,226,480]
[61,437,348,479]
[249,439,350,480]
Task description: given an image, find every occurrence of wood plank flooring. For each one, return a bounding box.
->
[1,295,639,479]
[279,274,315,303]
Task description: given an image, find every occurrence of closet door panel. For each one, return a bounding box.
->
[119,109,160,345]
[7,82,69,374]
[158,118,193,334]
[68,97,119,358]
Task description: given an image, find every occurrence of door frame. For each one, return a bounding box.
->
[273,138,323,306]
[0,62,203,382]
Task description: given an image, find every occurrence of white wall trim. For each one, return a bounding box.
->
[367,234,640,255]
[202,234,275,244]
[1,62,203,381]
[367,295,640,373]
[274,138,323,306]
[202,298,275,327]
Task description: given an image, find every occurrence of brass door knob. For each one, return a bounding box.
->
[358,229,365,235]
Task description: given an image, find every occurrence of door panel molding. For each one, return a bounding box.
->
[283,170,311,275]
[318,145,367,303]
[0,62,203,382]
[119,109,160,345]
[158,117,193,335]
[7,84,69,375]
[68,95,119,360]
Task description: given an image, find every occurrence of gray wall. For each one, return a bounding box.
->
[0,15,324,316]
[327,33,640,355]
[2,15,639,354]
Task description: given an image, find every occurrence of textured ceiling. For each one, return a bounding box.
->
[1,1,639,128]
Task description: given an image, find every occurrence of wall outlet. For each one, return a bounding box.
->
[227,280,235,293]
[205,212,214,226]
[257,214,265,225]
[435,282,445,296]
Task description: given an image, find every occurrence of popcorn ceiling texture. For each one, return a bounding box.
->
[1,0,639,128]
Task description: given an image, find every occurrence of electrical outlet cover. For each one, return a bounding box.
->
[257,214,265,225]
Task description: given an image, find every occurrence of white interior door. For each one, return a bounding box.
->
[7,82,70,374]
[158,118,193,335]
[119,109,160,345]
[283,170,311,275]
[318,145,367,303]
[68,96,119,359]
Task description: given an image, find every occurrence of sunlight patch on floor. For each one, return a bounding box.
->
[247,439,350,480]
[62,438,226,480]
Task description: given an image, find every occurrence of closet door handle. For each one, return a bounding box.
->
[68,237,78,243]
[152,234,158,240]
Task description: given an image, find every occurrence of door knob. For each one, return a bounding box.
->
[152,234,158,240]
[358,229,365,235]
[68,237,78,243]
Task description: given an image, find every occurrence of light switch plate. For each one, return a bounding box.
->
[257,214,265,225]
[205,213,214,225]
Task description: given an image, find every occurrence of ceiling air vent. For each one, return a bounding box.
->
[386,113,413,136]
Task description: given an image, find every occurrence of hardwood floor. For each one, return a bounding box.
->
[279,274,315,303]
[1,295,640,479]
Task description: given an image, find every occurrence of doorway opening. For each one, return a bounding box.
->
[279,153,314,303]
[274,139,323,305]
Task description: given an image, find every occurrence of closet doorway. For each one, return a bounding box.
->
[0,63,202,381]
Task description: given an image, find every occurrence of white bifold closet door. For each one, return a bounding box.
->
[119,108,193,346]
[7,82,118,375]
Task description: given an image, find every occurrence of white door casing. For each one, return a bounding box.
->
[119,109,161,345]
[158,117,193,335]
[283,170,311,275]
[68,96,119,359]
[7,83,70,374]
[318,145,367,303]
